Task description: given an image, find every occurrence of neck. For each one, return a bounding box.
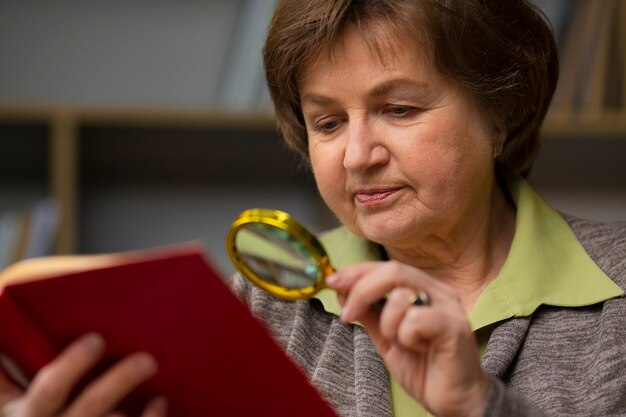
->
[384,180,516,313]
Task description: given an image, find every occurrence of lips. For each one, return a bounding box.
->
[353,188,401,206]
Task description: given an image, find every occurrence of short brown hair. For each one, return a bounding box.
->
[263,0,558,177]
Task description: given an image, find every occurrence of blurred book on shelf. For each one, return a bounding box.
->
[540,0,578,47]
[0,198,60,271]
[548,0,625,115]
[0,210,22,270]
[214,0,275,111]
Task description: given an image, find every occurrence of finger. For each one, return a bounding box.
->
[141,396,168,417]
[25,333,105,416]
[62,352,158,417]
[335,264,395,322]
[396,305,469,351]
[341,262,457,322]
[325,262,381,291]
[338,261,455,299]
[379,287,417,341]
[356,287,434,356]
[0,361,24,404]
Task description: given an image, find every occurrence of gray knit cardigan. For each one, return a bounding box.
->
[227,216,626,417]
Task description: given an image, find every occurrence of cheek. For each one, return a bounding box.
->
[309,141,345,202]
[396,125,462,182]
[423,115,491,168]
[400,122,492,197]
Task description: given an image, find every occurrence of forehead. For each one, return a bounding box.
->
[298,22,437,92]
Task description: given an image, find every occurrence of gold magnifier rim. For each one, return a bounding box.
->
[226,208,333,301]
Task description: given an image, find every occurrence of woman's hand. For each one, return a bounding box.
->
[0,333,167,417]
[326,261,488,417]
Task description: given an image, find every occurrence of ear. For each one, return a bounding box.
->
[493,124,508,158]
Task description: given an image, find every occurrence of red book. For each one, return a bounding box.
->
[0,244,339,417]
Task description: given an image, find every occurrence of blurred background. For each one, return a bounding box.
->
[0,0,624,275]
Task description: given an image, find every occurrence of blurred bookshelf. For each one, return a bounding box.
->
[0,0,625,272]
[547,0,626,115]
[529,0,626,222]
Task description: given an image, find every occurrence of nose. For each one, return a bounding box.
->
[343,117,390,172]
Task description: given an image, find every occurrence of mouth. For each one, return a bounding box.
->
[353,187,402,207]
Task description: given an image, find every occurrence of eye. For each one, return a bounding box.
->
[314,117,342,134]
[386,105,414,117]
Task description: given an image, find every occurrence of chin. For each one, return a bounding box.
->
[354,217,416,246]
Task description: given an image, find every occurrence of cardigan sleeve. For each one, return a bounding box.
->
[223,272,253,307]
[482,376,546,417]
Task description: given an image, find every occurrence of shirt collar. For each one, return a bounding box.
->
[468,177,623,330]
[315,178,624,324]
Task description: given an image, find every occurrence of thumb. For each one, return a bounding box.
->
[0,360,25,405]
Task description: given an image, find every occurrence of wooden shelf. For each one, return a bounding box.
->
[0,103,276,128]
[543,111,626,138]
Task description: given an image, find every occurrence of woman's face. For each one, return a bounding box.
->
[299,25,497,249]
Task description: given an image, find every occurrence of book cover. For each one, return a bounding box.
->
[0,244,339,417]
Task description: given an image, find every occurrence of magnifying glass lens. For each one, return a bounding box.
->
[227,209,333,300]
[234,223,320,289]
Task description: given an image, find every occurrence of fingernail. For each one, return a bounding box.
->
[340,306,353,322]
[326,273,339,285]
[135,354,158,376]
[147,396,168,413]
[81,333,105,352]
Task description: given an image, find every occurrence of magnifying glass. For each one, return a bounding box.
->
[225,208,334,301]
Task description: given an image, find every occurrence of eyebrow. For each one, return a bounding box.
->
[370,78,428,97]
[301,78,428,107]
[301,94,336,107]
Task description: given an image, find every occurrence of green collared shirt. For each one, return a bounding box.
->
[315,178,623,417]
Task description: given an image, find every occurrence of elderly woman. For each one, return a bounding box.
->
[0,1,623,416]
[228,0,626,416]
